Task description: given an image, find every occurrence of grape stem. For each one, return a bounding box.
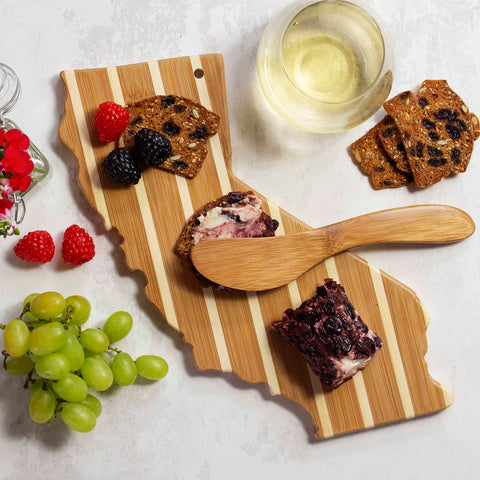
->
[23,371,34,390]
[108,346,122,354]
[19,303,31,318]
[0,323,5,330]
[2,350,8,370]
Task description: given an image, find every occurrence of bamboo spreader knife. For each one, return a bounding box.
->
[191,205,475,291]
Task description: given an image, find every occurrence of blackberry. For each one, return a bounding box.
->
[102,148,141,185]
[134,128,172,167]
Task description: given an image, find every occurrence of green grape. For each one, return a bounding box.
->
[65,324,79,338]
[80,358,113,391]
[60,403,96,433]
[30,380,46,393]
[80,394,102,417]
[56,334,85,372]
[29,322,67,356]
[23,293,39,321]
[103,311,133,343]
[30,292,65,319]
[5,355,34,375]
[84,349,109,364]
[79,329,109,353]
[52,373,88,402]
[135,355,169,380]
[35,353,71,380]
[29,388,56,424]
[112,352,137,386]
[3,318,30,357]
[63,295,91,326]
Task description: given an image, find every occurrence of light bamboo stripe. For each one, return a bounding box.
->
[245,291,280,395]
[369,265,415,419]
[63,70,111,230]
[106,67,180,330]
[147,61,232,372]
[190,55,231,195]
[267,201,333,436]
[189,56,282,393]
[202,288,232,371]
[175,175,194,218]
[325,257,375,428]
[148,61,166,95]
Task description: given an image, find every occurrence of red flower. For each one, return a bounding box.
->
[0,198,13,215]
[1,147,33,175]
[0,129,5,147]
[9,174,32,192]
[5,129,30,150]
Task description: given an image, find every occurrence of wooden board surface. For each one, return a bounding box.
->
[58,54,452,439]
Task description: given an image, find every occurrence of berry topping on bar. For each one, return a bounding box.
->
[271,279,382,389]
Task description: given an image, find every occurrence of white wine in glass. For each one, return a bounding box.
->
[257,0,393,133]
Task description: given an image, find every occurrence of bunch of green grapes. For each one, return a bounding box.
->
[1,291,168,433]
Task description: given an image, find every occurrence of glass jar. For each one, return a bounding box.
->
[0,63,50,237]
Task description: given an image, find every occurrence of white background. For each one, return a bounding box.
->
[0,1,479,478]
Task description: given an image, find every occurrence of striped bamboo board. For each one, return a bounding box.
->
[58,54,452,439]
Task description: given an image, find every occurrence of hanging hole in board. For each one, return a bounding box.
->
[194,68,204,79]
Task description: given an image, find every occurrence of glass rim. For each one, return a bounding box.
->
[279,0,388,106]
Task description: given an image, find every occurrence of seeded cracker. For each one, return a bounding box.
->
[119,95,220,179]
[350,118,412,189]
[377,115,411,173]
[415,80,474,174]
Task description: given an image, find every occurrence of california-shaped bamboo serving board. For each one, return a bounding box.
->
[58,54,452,439]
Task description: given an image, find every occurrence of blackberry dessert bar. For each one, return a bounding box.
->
[175,191,279,288]
[271,279,382,389]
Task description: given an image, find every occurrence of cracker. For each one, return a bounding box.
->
[384,87,472,188]
[350,118,412,189]
[119,95,220,179]
[414,80,474,174]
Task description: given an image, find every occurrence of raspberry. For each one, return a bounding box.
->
[62,225,95,266]
[95,102,130,143]
[134,128,172,167]
[14,230,55,263]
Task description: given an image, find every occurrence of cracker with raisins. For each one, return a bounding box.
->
[384,90,462,188]
[414,80,474,174]
[350,118,413,189]
[377,115,411,173]
[119,95,220,179]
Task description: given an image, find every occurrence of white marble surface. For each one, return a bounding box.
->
[0,0,479,478]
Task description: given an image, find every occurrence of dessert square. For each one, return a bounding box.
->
[271,279,382,389]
